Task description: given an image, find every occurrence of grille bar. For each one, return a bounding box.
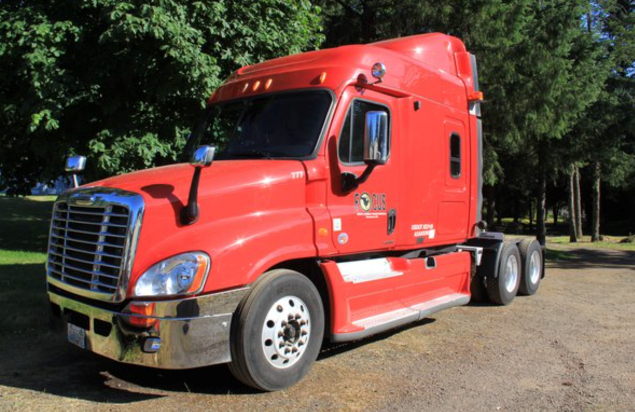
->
[55,209,129,218]
[52,217,128,228]
[50,244,124,260]
[49,268,118,290]
[50,233,125,249]
[48,251,123,270]
[50,225,128,239]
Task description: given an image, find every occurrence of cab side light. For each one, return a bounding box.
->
[468,91,484,102]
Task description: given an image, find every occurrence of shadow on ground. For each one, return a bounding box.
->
[547,247,635,271]
[0,196,54,252]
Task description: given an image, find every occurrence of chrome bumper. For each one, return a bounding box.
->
[48,287,249,369]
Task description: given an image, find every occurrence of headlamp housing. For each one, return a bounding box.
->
[133,252,210,298]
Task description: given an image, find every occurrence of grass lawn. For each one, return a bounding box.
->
[0,195,55,336]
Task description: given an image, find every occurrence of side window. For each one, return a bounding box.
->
[450,133,461,178]
[338,100,390,164]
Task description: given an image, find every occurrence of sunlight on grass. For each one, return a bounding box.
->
[0,197,52,335]
[548,235,635,251]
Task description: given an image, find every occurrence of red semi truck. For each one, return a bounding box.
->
[47,33,544,391]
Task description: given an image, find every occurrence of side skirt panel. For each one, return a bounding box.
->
[331,293,469,343]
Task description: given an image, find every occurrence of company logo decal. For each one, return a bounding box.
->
[359,193,372,212]
[354,192,387,219]
[338,232,349,245]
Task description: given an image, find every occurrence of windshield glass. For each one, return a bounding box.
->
[185,90,332,160]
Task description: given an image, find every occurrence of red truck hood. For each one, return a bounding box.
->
[90,160,305,209]
[85,159,312,290]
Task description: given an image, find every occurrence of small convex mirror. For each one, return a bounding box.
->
[371,62,386,80]
[363,111,389,165]
[65,156,87,173]
[190,145,216,168]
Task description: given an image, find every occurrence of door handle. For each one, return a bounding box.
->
[388,209,397,235]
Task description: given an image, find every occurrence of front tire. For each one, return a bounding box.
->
[229,269,324,391]
[486,242,521,305]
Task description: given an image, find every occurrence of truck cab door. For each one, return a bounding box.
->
[326,91,400,254]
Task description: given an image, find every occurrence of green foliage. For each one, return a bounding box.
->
[0,0,323,195]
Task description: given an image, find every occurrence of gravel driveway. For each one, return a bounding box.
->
[1,246,634,411]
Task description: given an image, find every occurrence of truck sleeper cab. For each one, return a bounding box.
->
[47,33,544,391]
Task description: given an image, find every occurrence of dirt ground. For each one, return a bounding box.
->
[1,246,634,411]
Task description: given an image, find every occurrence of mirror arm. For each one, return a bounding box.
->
[341,164,376,193]
[181,167,202,225]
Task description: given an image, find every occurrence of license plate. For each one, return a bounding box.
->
[67,323,86,349]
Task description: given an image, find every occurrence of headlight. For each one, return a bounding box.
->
[133,252,210,298]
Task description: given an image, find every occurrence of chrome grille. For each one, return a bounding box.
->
[46,188,144,302]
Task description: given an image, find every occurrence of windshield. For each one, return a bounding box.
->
[184,90,332,160]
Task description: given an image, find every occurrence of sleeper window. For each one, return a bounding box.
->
[450,133,461,178]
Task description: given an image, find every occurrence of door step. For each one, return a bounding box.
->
[331,293,470,343]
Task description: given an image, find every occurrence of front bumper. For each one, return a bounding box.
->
[48,287,249,369]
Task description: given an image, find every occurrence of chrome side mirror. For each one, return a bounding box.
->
[363,111,389,165]
[65,155,87,188]
[190,145,215,168]
[65,156,87,173]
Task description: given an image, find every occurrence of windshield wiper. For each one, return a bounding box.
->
[225,149,274,159]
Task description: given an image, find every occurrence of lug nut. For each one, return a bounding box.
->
[277,305,283,312]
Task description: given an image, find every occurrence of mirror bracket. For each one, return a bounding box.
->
[181,146,215,226]
[65,156,87,188]
[341,165,376,193]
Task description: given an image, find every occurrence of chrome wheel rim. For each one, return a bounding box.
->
[529,250,541,285]
[504,254,519,293]
[262,295,311,369]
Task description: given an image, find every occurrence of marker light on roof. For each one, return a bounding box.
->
[265,78,273,89]
[319,72,327,84]
[242,83,249,93]
[252,80,261,91]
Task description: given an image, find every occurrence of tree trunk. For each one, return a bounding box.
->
[553,201,559,228]
[568,164,578,242]
[536,169,547,246]
[575,166,583,239]
[591,162,601,242]
[528,200,533,231]
[486,185,496,228]
[630,190,635,234]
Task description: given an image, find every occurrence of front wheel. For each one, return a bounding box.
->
[228,269,324,391]
[486,242,521,305]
